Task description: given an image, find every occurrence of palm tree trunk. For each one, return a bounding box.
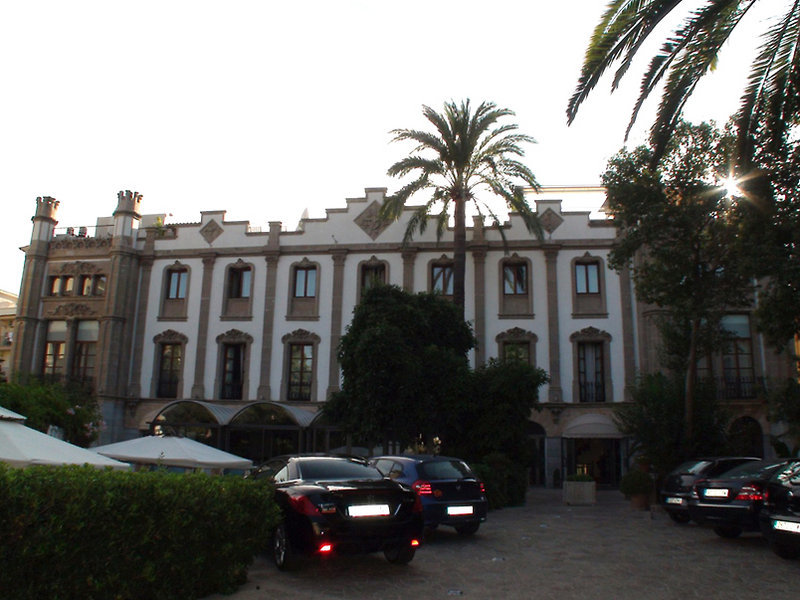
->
[453,195,467,318]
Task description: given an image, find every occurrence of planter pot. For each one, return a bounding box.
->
[563,480,596,505]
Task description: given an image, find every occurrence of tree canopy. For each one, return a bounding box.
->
[322,285,475,451]
[380,99,541,314]
[603,120,755,441]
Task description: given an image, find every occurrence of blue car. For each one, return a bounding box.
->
[370,455,488,535]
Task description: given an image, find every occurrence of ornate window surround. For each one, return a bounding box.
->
[214,329,254,400]
[280,328,321,402]
[150,329,189,398]
[569,326,613,403]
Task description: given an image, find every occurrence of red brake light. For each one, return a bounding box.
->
[410,539,420,547]
[290,494,320,516]
[736,484,764,502]
[318,543,333,554]
[413,480,432,495]
[479,482,486,494]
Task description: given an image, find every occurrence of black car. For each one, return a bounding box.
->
[688,458,791,538]
[251,455,423,570]
[370,455,488,535]
[660,457,760,523]
[759,460,800,559]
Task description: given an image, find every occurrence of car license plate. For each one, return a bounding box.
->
[773,520,800,534]
[447,505,474,516]
[348,504,390,518]
[703,488,728,498]
[665,497,684,505]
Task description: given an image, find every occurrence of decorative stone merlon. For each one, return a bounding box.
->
[115,190,143,217]
[34,196,59,222]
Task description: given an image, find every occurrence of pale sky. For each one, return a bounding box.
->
[0,0,767,294]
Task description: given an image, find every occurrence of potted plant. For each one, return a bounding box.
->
[619,469,654,510]
[563,472,596,505]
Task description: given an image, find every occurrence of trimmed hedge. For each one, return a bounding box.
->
[0,465,280,600]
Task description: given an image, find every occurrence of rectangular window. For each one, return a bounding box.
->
[432,265,454,296]
[361,264,386,293]
[578,342,605,402]
[288,343,313,401]
[575,263,600,294]
[49,276,62,296]
[503,264,527,295]
[228,267,252,299]
[721,315,755,398]
[63,276,74,295]
[167,270,188,299]
[221,343,244,400]
[294,267,317,298]
[44,342,65,377]
[73,342,96,381]
[80,275,93,296]
[157,343,183,398]
[503,342,531,364]
[93,275,106,296]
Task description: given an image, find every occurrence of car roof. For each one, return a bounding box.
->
[373,454,465,463]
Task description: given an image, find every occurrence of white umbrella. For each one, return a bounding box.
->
[0,406,130,470]
[92,435,252,470]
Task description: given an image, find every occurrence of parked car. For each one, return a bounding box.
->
[370,454,488,535]
[688,458,791,538]
[660,457,761,524]
[759,459,800,559]
[249,455,423,570]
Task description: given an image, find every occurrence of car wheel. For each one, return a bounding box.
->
[771,541,800,560]
[272,523,296,571]
[713,525,742,539]
[668,512,691,524]
[384,543,416,565]
[454,522,480,535]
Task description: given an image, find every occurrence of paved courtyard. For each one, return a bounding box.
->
[208,488,796,600]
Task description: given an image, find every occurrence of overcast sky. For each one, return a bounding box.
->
[0,0,768,294]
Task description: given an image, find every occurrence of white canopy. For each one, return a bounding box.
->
[0,407,130,470]
[92,435,253,470]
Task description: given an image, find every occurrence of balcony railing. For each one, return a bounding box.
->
[578,381,606,403]
[699,376,767,400]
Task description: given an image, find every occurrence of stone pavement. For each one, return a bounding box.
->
[207,488,796,600]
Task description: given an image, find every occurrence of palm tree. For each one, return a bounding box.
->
[566,0,800,169]
[380,100,541,317]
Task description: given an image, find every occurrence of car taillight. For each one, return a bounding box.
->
[412,494,424,514]
[290,494,320,516]
[410,539,420,547]
[736,484,764,502]
[479,482,486,494]
[413,480,432,495]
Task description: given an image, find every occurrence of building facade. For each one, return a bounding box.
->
[11,188,790,486]
[0,290,17,380]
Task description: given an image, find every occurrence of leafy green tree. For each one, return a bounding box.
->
[614,373,731,480]
[380,100,541,316]
[603,121,753,442]
[439,357,548,463]
[568,0,800,168]
[766,378,800,457]
[322,285,475,451]
[0,379,103,447]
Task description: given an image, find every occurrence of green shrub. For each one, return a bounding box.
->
[565,473,595,482]
[471,452,527,509]
[0,465,280,600]
[619,468,654,497]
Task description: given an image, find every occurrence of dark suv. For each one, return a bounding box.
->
[371,455,488,535]
[660,457,760,523]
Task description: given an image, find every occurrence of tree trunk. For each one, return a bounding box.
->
[684,317,700,448]
[453,195,467,318]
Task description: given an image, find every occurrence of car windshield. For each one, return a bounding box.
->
[718,460,785,480]
[297,458,383,482]
[418,459,473,480]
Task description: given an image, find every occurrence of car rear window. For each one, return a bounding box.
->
[298,459,382,481]
[417,459,473,480]
[673,460,712,475]
[719,459,786,479]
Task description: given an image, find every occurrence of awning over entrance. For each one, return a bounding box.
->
[562,413,624,439]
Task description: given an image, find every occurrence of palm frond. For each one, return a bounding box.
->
[567,0,684,124]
